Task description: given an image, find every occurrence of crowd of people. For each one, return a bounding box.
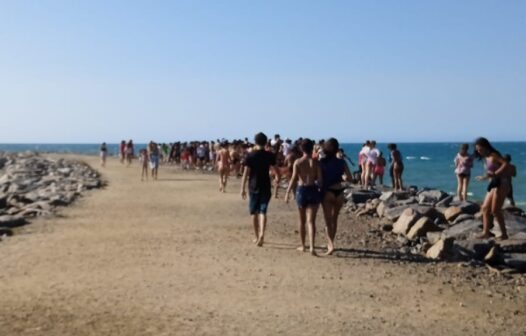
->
[99,135,518,254]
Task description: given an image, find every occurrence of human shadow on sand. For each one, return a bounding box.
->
[335,247,435,264]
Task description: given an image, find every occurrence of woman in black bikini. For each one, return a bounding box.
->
[319,138,353,255]
[475,137,512,240]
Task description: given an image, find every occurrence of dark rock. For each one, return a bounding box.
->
[0,227,13,236]
[381,223,393,232]
[443,219,483,240]
[454,239,495,260]
[503,254,526,272]
[0,215,27,228]
[436,195,454,208]
[453,214,475,224]
[497,238,526,253]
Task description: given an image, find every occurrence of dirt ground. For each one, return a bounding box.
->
[0,155,524,336]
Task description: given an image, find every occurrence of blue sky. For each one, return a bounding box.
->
[0,0,525,143]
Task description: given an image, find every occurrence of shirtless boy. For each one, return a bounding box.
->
[285,139,322,256]
[217,142,231,192]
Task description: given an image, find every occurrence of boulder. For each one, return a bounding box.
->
[393,208,421,235]
[417,190,448,205]
[503,254,526,272]
[496,214,526,236]
[426,231,443,245]
[443,219,484,240]
[426,238,455,260]
[394,197,418,207]
[384,204,419,221]
[0,215,27,228]
[453,214,475,224]
[436,195,454,208]
[379,191,395,203]
[497,238,526,253]
[407,217,441,240]
[376,202,390,218]
[445,207,463,222]
[449,201,480,215]
[454,239,495,260]
[0,227,13,236]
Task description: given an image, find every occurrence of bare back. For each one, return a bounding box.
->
[294,156,320,186]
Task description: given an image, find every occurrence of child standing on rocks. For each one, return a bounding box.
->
[454,144,474,201]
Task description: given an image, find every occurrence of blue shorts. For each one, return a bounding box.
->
[296,185,321,208]
[149,155,159,169]
[249,191,271,215]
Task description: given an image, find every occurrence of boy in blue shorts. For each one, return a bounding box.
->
[241,132,277,247]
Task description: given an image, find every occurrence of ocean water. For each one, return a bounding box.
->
[1,142,525,205]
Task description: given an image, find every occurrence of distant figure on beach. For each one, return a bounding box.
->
[139,148,149,181]
[373,151,386,187]
[359,141,370,188]
[320,138,352,255]
[504,154,517,207]
[388,143,404,191]
[365,141,380,189]
[241,132,277,247]
[148,141,160,180]
[119,140,126,164]
[217,142,231,193]
[475,137,512,240]
[126,140,134,167]
[454,144,474,201]
[100,142,107,167]
[285,139,322,256]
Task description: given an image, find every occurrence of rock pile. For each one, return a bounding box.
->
[344,186,526,272]
[0,152,103,238]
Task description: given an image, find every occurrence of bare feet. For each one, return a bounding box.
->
[476,232,496,240]
[252,238,258,244]
[256,237,264,247]
[309,249,318,257]
[497,234,509,241]
[296,246,306,252]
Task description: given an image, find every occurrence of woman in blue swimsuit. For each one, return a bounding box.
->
[319,138,353,255]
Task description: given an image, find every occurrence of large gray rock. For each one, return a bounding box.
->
[454,239,495,260]
[426,238,455,260]
[503,254,526,272]
[443,219,483,240]
[417,190,448,205]
[379,191,395,203]
[407,217,441,240]
[393,208,421,235]
[496,214,526,236]
[449,201,481,215]
[445,207,463,222]
[346,190,381,204]
[0,215,27,228]
[436,195,454,208]
[384,204,420,221]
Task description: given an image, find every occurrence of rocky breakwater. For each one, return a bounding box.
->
[0,152,103,240]
[344,187,526,273]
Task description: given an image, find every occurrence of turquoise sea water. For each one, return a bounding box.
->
[1,142,525,205]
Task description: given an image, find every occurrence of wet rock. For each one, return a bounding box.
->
[407,217,441,240]
[393,208,421,235]
[426,238,455,260]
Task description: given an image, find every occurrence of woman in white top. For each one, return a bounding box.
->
[359,141,370,188]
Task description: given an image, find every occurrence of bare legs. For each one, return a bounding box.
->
[252,214,267,246]
[456,175,470,201]
[322,192,344,255]
[479,186,509,240]
[297,206,318,256]
[393,166,404,191]
[219,167,229,192]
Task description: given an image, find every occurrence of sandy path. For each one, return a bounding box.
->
[0,156,524,336]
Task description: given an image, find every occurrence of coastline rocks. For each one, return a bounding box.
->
[426,238,455,260]
[393,208,421,235]
[407,217,440,240]
[417,190,448,206]
[0,152,103,234]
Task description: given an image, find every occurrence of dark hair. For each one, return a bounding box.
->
[300,138,314,154]
[255,132,268,147]
[504,154,512,162]
[323,138,340,159]
[460,143,469,151]
[387,143,397,151]
[474,137,500,160]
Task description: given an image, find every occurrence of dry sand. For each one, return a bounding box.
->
[0,155,525,336]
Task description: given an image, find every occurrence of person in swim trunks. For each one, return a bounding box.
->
[454,143,474,201]
[319,138,353,255]
[241,132,277,247]
[475,137,512,240]
[285,139,322,256]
